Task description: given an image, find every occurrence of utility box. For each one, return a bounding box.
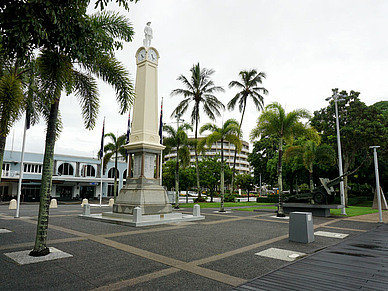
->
[289,212,314,243]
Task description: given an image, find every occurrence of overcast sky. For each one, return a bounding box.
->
[6,0,388,159]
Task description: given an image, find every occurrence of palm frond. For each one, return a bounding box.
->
[72,69,100,130]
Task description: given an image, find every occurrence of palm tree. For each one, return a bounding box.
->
[199,119,242,212]
[163,123,193,208]
[0,55,42,183]
[228,69,268,193]
[103,132,127,201]
[171,63,225,199]
[250,102,311,217]
[30,11,135,257]
[285,137,336,192]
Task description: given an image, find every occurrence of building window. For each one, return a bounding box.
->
[108,168,119,178]
[23,163,42,174]
[81,165,95,177]
[58,163,74,176]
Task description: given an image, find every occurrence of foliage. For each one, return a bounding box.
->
[224,191,237,202]
[199,119,241,211]
[170,62,225,199]
[311,89,388,204]
[103,132,126,200]
[228,69,268,191]
[15,4,137,256]
[163,122,193,207]
[250,102,311,216]
[235,173,254,193]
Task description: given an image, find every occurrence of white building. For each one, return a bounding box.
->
[164,139,250,174]
[0,150,127,202]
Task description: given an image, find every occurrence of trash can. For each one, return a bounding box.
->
[289,212,314,243]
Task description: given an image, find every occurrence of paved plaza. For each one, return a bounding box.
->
[0,203,386,290]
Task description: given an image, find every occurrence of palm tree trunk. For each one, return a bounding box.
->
[194,105,201,200]
[0,135,6,185]
[114,150,118,202]
[220,138,225,212]
[175,146,179,208]
[231,104,245,193]
[277,137,285,217]
[30,98,59,256]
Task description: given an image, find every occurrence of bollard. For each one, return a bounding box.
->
[49,199,58,209]
[193,204,200,217]
[109,198,114,207]
[133,207,142,222]
[9,199,17,210]
[81,198,88,207]
[82,203,91,215]
[289,212,314,243]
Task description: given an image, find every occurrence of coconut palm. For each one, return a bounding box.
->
[171,63,225,199]
[163,123,193,208]
[30,11,135,257]
[199,118,242,212]
[250,102,311,217]
[103,132,127,201]
[228,69,268,192]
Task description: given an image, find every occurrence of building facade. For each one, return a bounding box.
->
[0,150,127,202]
[164,139,250,174]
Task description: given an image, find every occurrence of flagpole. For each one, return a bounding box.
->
[159,98,163,186]
[15,114,28,218]
[99,117,105,207]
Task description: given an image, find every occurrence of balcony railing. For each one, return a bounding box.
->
[2,170,20,177]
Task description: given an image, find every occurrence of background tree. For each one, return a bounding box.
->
[171,63,225,199]
[311,90,387,205]
[103,132,126,201]
[28,10,135,257]
[235,173,254,201]
[228,69,268,193]
[250,102,311,216]
[199,119,242,212]
[163,123,192,208]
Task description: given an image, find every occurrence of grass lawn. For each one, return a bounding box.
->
[330,206,380,217]
[178,202,274,208]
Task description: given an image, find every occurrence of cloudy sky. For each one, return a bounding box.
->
[6,0,388,158]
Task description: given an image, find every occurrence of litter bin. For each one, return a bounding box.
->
[289,212,314,243]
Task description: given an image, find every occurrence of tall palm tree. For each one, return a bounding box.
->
[103,132,126,201]
[228,69,268,192]
[30,11,135,257]
[163,123,192,208]
[250,102,311,217]
[199,119,242,212]
[171,63,225,199]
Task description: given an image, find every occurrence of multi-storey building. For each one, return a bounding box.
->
[0,150,127,202]
[164,139,250,174]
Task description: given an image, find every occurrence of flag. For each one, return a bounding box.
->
[125,110,131,156]
[99,117,105,160]
[159,98,163,144]
[26,109,31,130]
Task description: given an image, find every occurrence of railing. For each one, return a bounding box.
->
[2,170,19,177]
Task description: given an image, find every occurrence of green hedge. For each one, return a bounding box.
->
[256,195,279,203]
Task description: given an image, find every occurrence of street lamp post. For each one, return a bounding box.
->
[326,89,346,215]
[370,146,383,223]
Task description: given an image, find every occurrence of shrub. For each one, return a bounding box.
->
[224,191,237,202]
[193,197,207,203]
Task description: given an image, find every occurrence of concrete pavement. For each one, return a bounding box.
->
[0,203,384,290]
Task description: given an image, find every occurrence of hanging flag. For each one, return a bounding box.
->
[159,98,163,144]
[26,108,31,130]
[125,110,131,156]
[99,117,105,160]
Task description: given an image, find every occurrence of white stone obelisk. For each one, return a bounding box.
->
[112,31,171,215]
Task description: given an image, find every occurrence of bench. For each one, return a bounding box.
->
[280,203,344,217]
